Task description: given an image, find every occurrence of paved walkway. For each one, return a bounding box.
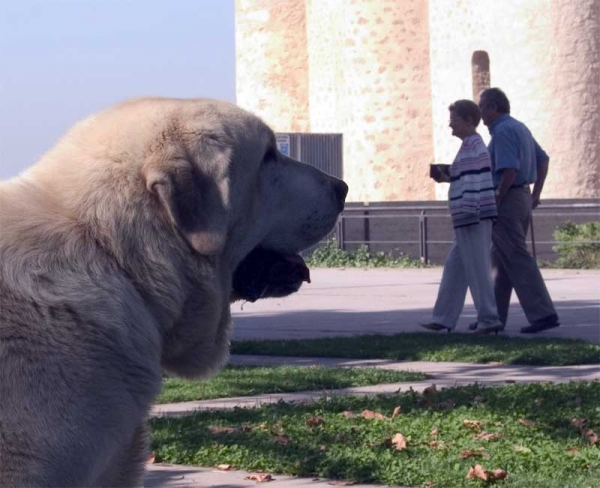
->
[230,268,600,343]
[146,268,599,486]
[146,463,402,488]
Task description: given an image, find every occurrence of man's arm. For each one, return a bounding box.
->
[532,159,549,209]
[491,129,519,206]
[532,139,550,209]
[495,168,518,206]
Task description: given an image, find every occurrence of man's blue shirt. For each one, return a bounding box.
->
[487,114,549,187]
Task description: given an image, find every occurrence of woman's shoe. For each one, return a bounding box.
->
[472,323,504,336]
[420,322,452,333]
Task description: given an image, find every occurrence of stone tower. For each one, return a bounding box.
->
[235,0,600,202]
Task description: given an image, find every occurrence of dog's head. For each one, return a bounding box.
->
[27,98,347,303]
[138,99,347,301]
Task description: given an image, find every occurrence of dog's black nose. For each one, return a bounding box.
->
[333,180,349,211]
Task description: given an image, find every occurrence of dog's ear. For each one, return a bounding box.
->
[145,157,229,255]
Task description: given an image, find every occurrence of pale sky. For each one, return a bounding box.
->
[0,0,236,179]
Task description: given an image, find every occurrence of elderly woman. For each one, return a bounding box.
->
[421,99,502,334]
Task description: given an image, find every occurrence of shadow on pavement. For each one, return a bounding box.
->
[232,299,600,343]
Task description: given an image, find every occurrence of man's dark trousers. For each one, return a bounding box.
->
[491,186,557,325]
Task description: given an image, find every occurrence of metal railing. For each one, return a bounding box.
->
[333,202,600,264]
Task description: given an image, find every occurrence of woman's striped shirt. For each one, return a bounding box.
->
[448,133,497,229]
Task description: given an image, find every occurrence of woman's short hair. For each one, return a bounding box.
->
[480,87,511,113]
[448,99,481,127]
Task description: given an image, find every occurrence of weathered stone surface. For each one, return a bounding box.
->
[235,0,600,201]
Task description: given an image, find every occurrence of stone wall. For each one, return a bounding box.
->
[234,0,310,132]
[235,0,600,201]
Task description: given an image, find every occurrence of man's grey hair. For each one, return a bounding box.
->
[480,87,511,114]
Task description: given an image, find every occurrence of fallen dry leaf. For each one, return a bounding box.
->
[217,464,233,471]
[463,419,483,431]
[460,449,489,459]
[519,418,537,427]
[391,433,408,451]
[473,432,501,441]
[341,411,356,418]
[146,452,156,465]
[491,469,509,480]
[208,426,239,434]
[430,427,439,436]
[582,428,599,445]
[467,464,489,481]
[306,416,325,427]
[273,435,290,445]
[391,406,402,419]
[427,440,454,450]
[567,447,580,455]
[513,445,531,453]
[361,409,385,420]
[245,474,273,483]
[467,464,508,481]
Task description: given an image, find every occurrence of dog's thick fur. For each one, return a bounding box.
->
[0,98,347,487]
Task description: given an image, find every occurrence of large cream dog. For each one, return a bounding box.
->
[0,98,347,487]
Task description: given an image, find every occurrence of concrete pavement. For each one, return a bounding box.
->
[230,268,600,343]
[146,463,403,488]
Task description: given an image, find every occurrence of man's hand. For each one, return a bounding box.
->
[531,159,549,210]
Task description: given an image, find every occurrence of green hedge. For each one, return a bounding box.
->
[552,222,600,269]
[304,240,424,268]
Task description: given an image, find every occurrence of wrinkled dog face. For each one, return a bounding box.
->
[142,99,348,301]
[218,106,348,301]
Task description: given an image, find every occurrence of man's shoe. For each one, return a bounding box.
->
[420,322,451,333]
[468,322,478,331]
[521,316,560,334]
[472,323,504,336]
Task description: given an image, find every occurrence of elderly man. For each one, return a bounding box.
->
[477,87,560,334]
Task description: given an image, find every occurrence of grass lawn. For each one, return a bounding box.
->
[157,365,429,404]
[151,381,600,487]
[231,333,600,366]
